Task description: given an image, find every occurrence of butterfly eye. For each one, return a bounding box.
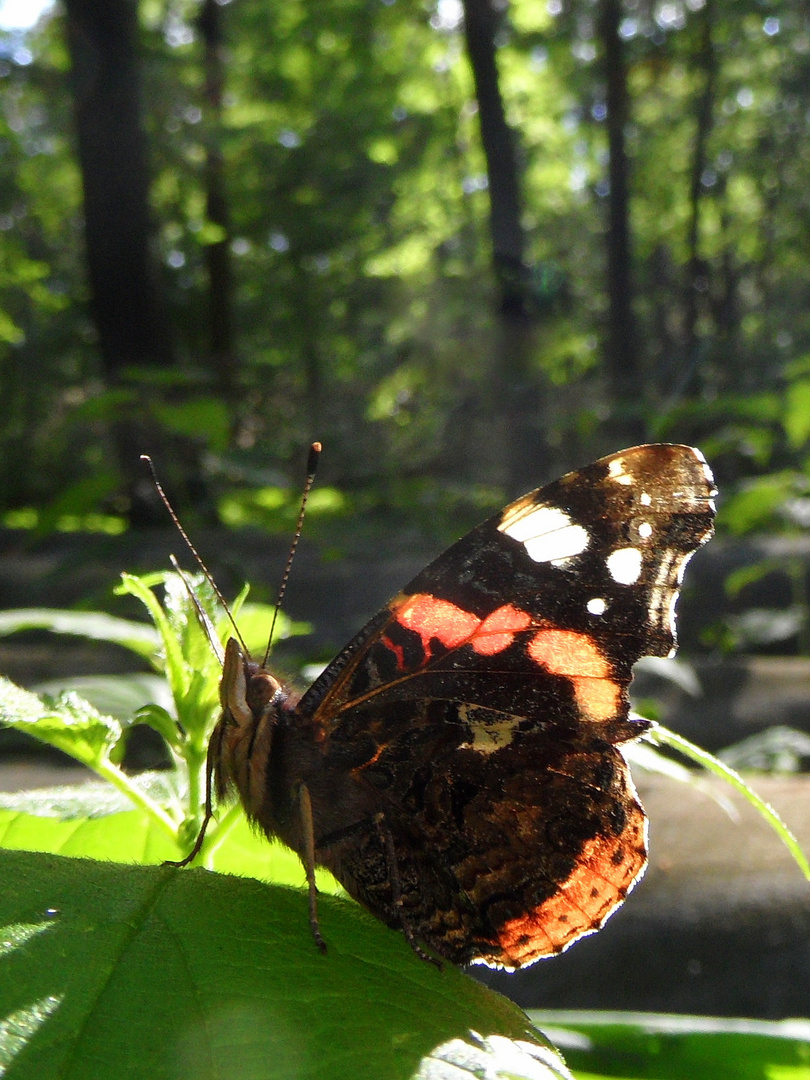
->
[245,670,284,719]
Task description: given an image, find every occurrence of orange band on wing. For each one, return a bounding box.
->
[494,820,647,967]
[396,595,481,650]
[470,604,532,655]
[569,675,621,721]
[527,630,609,677]
[528,630,619,721]
[393,595,532,660]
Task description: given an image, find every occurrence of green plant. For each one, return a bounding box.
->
[0,571,315,869]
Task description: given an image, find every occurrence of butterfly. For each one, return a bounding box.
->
[190,443,715,969]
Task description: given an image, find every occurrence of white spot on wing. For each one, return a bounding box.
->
[640,491,652,506]
[647,547,701,643]
[498,504,589,564]
[608,457,634,485]
[607,546,643,585]
[638,521,653,539]
[587,597,607,615]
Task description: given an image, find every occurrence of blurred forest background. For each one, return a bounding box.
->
[2,0,810,608]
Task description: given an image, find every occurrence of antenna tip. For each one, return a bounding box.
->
[307,442,322,477]
[140,454,153,464]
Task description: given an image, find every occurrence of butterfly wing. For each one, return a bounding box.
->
[292,444,715,967]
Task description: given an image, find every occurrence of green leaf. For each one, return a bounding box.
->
[0,679,120,769]
[0,806,181,864]
[0,610,159,660]
[529,1010,810,1080]
[784,378,810,449]
[0,780,340,894]
[134,703,182,748]
[116,573,189,686]
[0,850,554,1080]
[717,473,798,535]
[116,572,222,744]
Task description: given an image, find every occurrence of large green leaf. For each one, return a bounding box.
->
[0,805,179,864]
[0,850,565,1080]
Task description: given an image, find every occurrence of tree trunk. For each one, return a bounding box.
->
[64,0,179,522]
[460,0,527,317]
[599,0,643,444]
[460,0,546,489]
[683,0,716,384]
[198,0,237,402]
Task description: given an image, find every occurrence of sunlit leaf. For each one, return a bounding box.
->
[0,850,547,1080]
[0,611,159,660]
[0,679,120,769]
[529,1010,810,1080]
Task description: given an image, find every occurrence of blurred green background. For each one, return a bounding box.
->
[2,0,810,547]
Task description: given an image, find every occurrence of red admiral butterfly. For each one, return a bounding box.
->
[200,444,716,969]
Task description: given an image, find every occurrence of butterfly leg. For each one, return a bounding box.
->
[373,812,443,970]
[298,781,327,954]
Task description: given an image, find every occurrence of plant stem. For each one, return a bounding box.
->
[197,801,243,868]
[94,759,179,840]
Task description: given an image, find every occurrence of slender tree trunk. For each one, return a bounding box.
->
[198,0,236,401]
[599,0,643,443]
[460,0,546,489]
[460,0,527,317]
[683,0,716,377]
[65,0,174,375]
[713,173,738,390]
[64,0,178,522]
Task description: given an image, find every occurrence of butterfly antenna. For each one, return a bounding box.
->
[263,441,321,667]
[169,554,225,666]
[140,454,249,658]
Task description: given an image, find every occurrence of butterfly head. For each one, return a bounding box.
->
[213,636,285,822]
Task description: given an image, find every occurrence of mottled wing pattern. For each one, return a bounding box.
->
[296,444,716,968]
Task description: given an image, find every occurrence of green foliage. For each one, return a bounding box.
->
[529,1011,810,1080]
[718,472,800,536]
[9,0,810,512]
[0,570,308,863]
[218,483,348,533]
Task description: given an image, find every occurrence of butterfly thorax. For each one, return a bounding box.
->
[215,637,376,859]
